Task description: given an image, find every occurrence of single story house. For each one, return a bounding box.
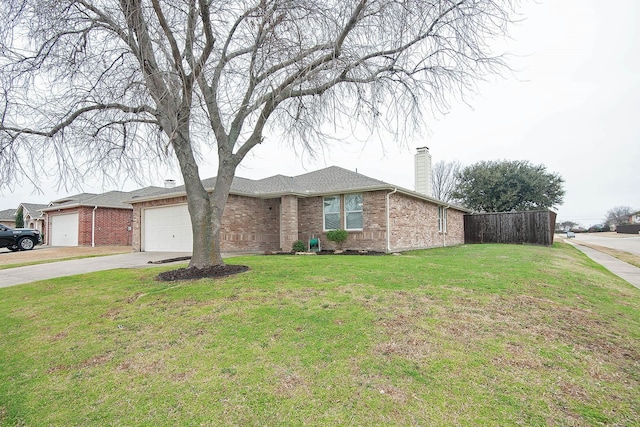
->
[41,187,164,247]
[127,165,471,253]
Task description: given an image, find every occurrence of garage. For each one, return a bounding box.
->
[143,204,192,252]
[50,213,79,246]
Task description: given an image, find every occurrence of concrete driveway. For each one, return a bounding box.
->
[1,251,192,288]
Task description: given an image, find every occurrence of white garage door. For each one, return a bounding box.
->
[50,213,79,246]
[143,204,192,252]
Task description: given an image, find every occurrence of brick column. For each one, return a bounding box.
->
[279,195,299,251]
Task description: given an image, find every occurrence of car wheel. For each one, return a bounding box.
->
[17,237,35,251]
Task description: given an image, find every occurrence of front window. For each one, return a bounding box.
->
[438,206,447,233]
[345,193,363,230]
[323,196,340,230]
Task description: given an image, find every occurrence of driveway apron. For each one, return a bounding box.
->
[1,252,191,288]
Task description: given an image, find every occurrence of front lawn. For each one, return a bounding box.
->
[1,243,638,426]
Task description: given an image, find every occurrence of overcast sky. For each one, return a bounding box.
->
[1,0,638,228]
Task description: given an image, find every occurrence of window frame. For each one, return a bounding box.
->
[438,206,448,233]
[344,193,364,231]
[323,195,341,231]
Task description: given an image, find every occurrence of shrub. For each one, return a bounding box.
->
[292,240,307,252]
[326,229,348,250]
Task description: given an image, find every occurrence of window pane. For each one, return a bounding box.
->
[324,196,340,213]
[437,206,447,232]
[325,213,340,230]
[346,212,363,230]
[345,194,363,211]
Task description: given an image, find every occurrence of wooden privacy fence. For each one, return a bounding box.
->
[464,210,557,246]
[616,224,640,234]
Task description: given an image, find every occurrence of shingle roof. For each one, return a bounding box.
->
[129,166,391,201]
[0,209,16,221]
[286,166,389,194]
[49,193,98,206]
[126,166,471,212]
[21,203,48,219]
[43,186,166,211]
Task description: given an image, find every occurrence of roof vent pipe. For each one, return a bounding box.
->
[164,179,176,188]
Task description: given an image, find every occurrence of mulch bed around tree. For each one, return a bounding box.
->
[157,264,249,281]
[315,250,386,256]
[156,249,385,281]
[267,250,386,256]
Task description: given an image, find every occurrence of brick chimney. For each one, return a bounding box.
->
[414,147,432,196]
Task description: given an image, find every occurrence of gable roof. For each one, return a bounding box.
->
[48,192,98,206]
[20,203,48,219]
[42,186,166,212]
[127,166,472,212]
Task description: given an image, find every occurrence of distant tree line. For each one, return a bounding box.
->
[433,159,565,213]
[604,206,635,228]
[436,160,636,232]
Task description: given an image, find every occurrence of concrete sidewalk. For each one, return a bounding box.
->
[1,252,192,288]
[566,240,640,290]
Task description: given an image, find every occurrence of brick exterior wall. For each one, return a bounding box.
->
[279,195,298,251]
[221,194,279,251]
[297,191,388,252]
[131,190,465,253]
[92,208,133,246]
[388,192,464,251]
[131,194,279,252]
[47,207,133,246]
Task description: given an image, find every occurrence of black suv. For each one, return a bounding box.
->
[0,223,42,251]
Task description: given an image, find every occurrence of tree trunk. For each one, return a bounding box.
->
[170,124,218,269]
[209,162,236,265]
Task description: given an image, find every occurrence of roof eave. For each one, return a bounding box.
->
[41,203,133,212]
[125,184,472,213]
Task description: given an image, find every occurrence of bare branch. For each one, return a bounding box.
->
[1,103,156,138]
[0,0,521,267]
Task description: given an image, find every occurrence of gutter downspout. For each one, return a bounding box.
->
[386,188,398,253]
[92,206,97,247]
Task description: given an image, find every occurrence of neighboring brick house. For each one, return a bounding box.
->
[20,203,48,235]
[128,166,471,253]
[0,209,17,228]
[41,187,164,247]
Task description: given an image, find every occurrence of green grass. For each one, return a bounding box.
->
[1,243,638,426]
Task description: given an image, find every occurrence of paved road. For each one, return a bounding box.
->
[573,233,640,256]
[1,252,192,288]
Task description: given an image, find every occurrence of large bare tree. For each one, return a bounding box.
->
[431,159,462,203]
[605,206,633,227]
[0,0,518,269]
